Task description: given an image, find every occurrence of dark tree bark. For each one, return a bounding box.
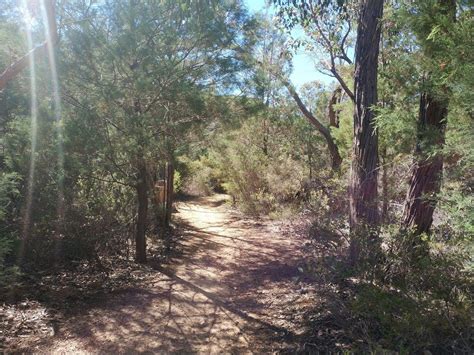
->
[135,160,148,263]
[401,0,455,236]
[349,0,384,264]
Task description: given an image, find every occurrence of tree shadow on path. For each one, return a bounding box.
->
[20,194,309,353]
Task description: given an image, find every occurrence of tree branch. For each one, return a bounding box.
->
[339,22,353,64]
[276,73,332,141]
[331,67,354,102]
[0,43,47,90]
[312,12,355,102]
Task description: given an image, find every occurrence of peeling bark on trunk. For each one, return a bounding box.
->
[349,0,384,264]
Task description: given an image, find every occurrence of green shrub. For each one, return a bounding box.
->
[0,172,21,287]
[348,226,473,353]
[181,155,223,196]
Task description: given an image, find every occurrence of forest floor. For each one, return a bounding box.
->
[3,194,351,353]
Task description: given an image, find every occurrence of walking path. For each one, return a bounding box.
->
[36,195,312,353]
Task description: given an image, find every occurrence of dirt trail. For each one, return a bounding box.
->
[36,195,313,353]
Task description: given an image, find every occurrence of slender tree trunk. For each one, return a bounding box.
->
[349,0,384,264]
[327,135,343,171]
[401,0,455,236]
[381,147,389,223]
[308,140,313,180]
[165,162,174,228]
[135,160,148,263]
[133,92,147,262]
[262,118,268,156]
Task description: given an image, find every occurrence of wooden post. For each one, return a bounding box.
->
[154,178,166,232]
[154,180,166,205]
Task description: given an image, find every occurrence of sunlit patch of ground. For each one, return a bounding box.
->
[5,194,319,353]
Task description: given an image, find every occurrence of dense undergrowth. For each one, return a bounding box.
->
[301,204,472,353]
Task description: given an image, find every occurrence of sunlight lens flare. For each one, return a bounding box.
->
[19,0,39,262]
[40,0,65,248]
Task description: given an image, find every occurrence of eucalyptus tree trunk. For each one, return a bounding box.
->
[401,0,455,236]
[349,0,384,264]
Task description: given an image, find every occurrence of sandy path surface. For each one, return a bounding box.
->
[36,195,311,353]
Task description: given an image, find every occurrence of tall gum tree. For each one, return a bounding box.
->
[349,0,384,264]
[273,0,385,263]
